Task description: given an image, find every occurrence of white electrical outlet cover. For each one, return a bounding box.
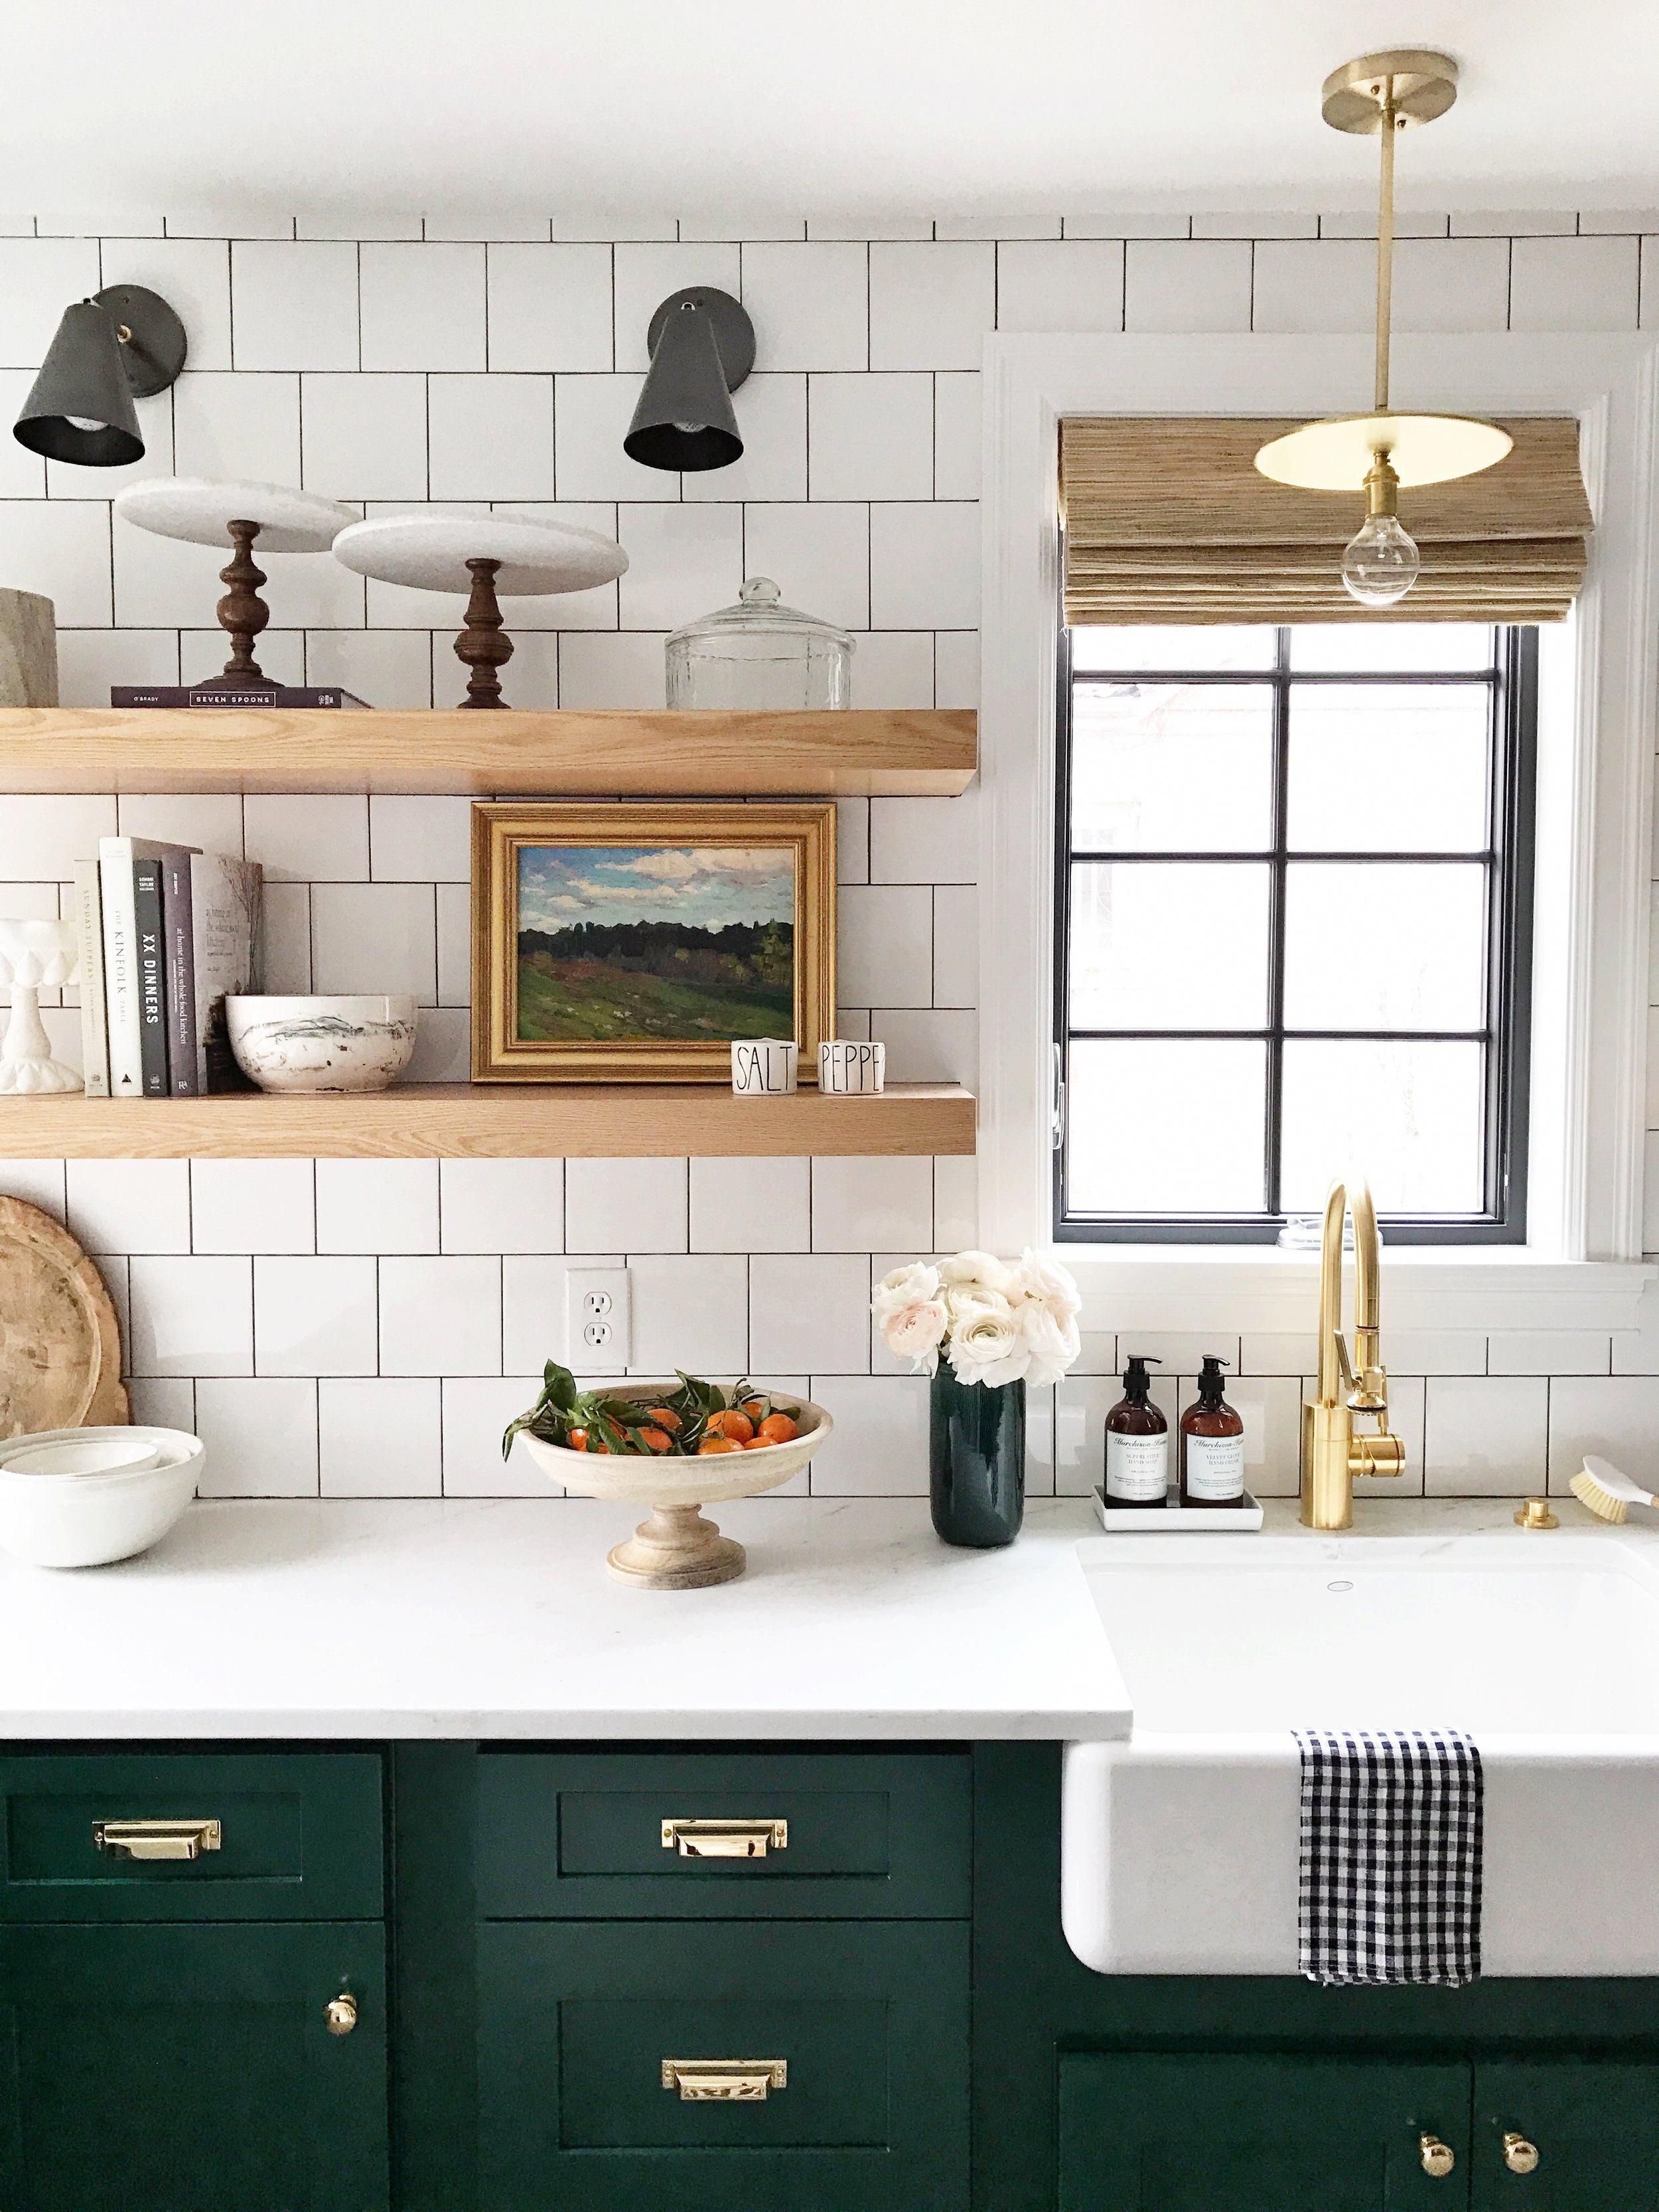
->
[564,1268,632,1367]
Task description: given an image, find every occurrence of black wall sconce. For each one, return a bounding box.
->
[624,287,755,473]
[13,285,188,467]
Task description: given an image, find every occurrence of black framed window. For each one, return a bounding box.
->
[1054,622,1537,1244]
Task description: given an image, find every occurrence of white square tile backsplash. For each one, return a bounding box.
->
[0,206,1651,1498]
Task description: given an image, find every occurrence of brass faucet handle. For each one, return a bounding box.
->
[1349,1429,1406,1481]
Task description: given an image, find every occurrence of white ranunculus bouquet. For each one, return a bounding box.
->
[873,1248,1082,1387]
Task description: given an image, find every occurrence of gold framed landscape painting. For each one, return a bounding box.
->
[470,801,836,1083]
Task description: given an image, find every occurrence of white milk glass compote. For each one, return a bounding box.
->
[0,918,82,1093]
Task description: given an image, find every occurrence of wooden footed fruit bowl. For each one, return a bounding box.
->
[514,1380,832,1589]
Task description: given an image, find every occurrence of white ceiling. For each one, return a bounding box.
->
[10,1,1659,228]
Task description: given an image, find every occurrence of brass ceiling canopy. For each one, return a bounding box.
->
[1254,48,1512,607]
[1320,48,1459,133]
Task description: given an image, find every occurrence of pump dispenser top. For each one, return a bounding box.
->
[1121,1353,1160,1396]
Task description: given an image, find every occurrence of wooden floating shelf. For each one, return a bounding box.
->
[0,1082,975,1160]
[0,707,977,798]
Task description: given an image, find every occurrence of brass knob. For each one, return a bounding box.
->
[1514,1497,1558,1530]
[1503,2131,1540,2175]
[1419,2134,1457,2178]
[325,1992,358,2037]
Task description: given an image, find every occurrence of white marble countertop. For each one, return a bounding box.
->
[0,1497,1130,1741]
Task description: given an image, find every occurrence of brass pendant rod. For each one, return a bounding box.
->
[1374,81,1398,413]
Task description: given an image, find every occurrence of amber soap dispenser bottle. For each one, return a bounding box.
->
[1104,1353,1168,1509]
[1179,1354,1246,1508]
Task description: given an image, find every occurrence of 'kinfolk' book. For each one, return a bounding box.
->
[110,685,370,709]
[71,859,110,1098]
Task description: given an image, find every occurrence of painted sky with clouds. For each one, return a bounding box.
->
[518,844,794,934]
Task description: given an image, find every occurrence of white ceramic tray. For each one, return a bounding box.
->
[1092,1487,1265,1532]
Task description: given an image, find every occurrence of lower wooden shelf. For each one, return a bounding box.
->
[0,1082,975,1159]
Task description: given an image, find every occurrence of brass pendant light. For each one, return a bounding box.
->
[1254,50,1512,608]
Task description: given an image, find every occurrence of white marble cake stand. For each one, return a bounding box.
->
[331,510,628,707]
[115,479,357,691]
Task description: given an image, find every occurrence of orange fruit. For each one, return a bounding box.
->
[646,1407,681,1432]
[741,1436,770,1449]
[640,1427,672,1453]
[740,1398,767,1422]
[697,1435,742,1455]
[567,1427,589,1451]
[708,1408,755,1443]
[758,1412,798,1445]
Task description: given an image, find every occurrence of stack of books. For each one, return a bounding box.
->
[72,840,264,1099]
[109,684,369,709]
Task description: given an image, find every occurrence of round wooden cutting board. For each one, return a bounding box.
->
[0,1196,129,1439]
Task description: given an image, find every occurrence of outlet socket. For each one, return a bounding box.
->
[565,1267,632,1367]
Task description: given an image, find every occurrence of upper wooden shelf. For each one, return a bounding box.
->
[0,707,977,797]
[0,1082,975,1159]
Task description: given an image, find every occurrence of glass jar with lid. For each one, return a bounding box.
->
[666,577,854,709]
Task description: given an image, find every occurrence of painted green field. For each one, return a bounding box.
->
[517,952,793,1041]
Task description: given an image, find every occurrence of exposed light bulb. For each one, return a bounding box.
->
[1342,510,1419,608]
[65,415,108,433]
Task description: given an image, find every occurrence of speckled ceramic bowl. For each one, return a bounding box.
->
[226,995,417,1092]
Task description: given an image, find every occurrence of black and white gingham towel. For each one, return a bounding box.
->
[1292,1728,1483,1988]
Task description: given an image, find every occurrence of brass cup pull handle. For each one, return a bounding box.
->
[325,1992,358,2037]
[661,1818,788,1858]
[1503,2132,1540,2175]
[1419,2134,1457,2178]
[93,1818,222,1862]
[662,2058,786,2101]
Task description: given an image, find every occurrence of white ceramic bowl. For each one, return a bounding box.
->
[0,1426,204,1568]
[1,1433,162,1478]
[517,1385,833,1587]
[226,994,417,1093]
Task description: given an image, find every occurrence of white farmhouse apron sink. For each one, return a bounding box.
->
[1062,1530,1659,1976]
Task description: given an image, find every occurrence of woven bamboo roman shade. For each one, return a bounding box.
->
[1060,415,1592,625]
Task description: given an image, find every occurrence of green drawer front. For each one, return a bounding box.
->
[0,1753,384,1921]
[476,1749,970,1919]
[480,1919,969,2211]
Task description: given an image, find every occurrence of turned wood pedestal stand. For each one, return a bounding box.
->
[113,479,358,692]
[332,512,630,709]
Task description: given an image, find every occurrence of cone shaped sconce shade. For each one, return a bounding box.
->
[13,284,187,467]
[624,286,755,473]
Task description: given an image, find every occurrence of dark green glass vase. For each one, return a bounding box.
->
[930,1366,1026,1548]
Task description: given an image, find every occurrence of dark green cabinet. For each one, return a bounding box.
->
[1472,2061,1659,2207]
[1060,2053,1469,2210]
[1,1737,1656,2212]
[1057,2051,1659,2211]
[478,1917,970,2209]
[0,1921,388,2211]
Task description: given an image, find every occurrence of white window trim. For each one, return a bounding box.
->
[977,332,1659,1333]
